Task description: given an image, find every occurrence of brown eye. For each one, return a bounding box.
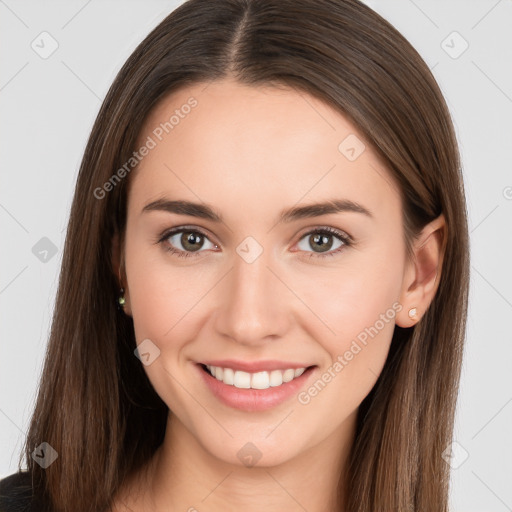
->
[296,227,350,257]
[162,228,216,256]
[180,231,205,252]
[307,233,334,253]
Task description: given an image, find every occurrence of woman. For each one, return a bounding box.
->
[0,0,469,510]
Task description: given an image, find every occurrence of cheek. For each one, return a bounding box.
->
[124,239,203,343]
[304,245,403,326]
[294,270,402,420]
[292,239,405,376]
[124,247,209,412]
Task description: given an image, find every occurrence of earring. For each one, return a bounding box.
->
[408,307,417,319]
[117,288,126,310]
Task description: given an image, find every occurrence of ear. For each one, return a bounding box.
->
[395,214,446,328]
[111,231,132,316]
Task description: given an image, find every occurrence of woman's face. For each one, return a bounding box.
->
[120,78,410,467]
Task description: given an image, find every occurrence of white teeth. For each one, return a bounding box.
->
[282,369,295,382]
[205,365,308,389]
[233,370,251,389]
[269,370,283,387]
[251,371,270,389]
[223,367,234,385]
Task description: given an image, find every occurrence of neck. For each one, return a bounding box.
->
[125,410,357,512]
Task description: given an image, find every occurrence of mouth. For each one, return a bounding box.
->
[200,363,312,389]
[195,361,317,411]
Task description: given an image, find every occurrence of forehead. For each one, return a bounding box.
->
[129,78,399,220]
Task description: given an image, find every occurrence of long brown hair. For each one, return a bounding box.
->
[19,0,469,510]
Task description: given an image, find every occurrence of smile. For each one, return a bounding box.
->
[204,365,306,389]
[196,361,317,411]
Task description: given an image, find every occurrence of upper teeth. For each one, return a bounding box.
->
[206,365,306,389]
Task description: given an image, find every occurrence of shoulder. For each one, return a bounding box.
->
[0,471,45,512]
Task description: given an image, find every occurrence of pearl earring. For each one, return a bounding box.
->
[408,307,417,319]
[118,288,126,309]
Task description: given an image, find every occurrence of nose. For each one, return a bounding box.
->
[213,246,291,346]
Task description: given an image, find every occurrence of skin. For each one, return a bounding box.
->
[110,78,445,512]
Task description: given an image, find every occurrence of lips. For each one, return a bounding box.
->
[196,360,317,411]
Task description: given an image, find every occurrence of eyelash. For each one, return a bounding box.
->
[156,226,352,259]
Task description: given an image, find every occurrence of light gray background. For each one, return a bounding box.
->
[1,1,511,510]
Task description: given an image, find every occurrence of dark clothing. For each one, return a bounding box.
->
[0,472,46,512]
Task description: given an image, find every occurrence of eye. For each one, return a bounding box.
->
[157,225,351,259]
[158,227,217,258]
[295,227,351,258]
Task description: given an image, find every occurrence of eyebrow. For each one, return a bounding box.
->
[141,198,373,223]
